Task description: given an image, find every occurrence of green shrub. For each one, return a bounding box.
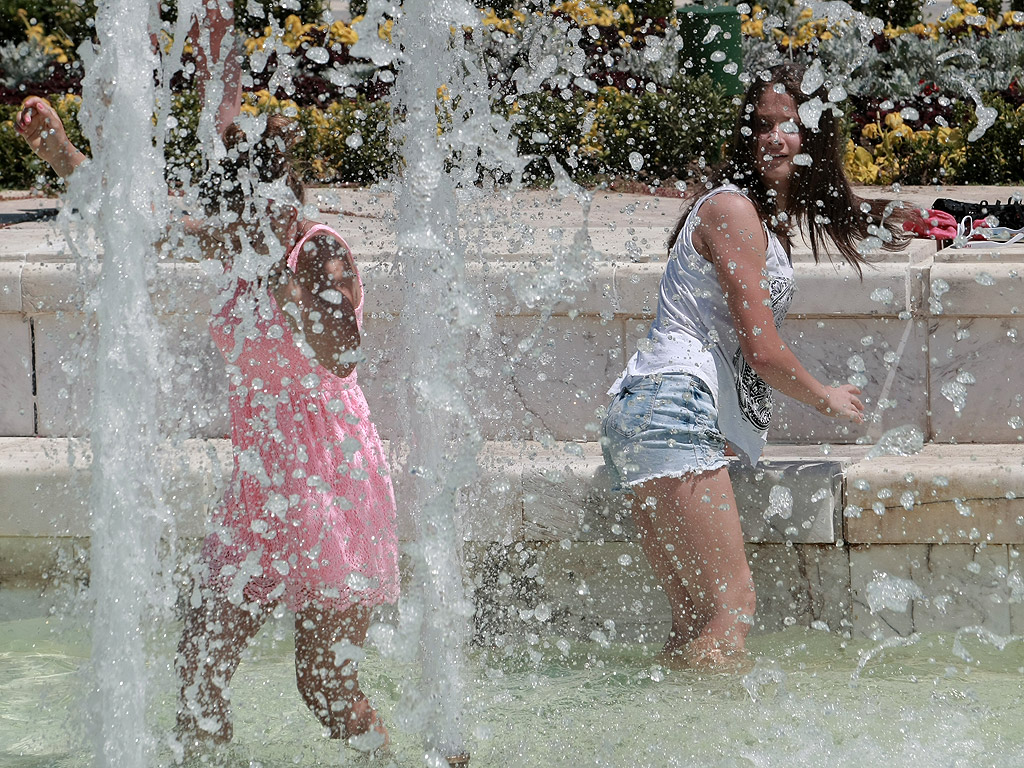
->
[952,95,1024,184]
[505,74,736,186]
[293,96,398,185]
[863,0,921,27]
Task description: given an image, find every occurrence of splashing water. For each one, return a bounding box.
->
[865,573,925,614]
[865,425,925,459]
[61,0,170,764]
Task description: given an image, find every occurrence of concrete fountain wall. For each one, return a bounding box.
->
[1,186,1023,645]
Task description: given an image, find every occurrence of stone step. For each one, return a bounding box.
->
[4,437,1024,641]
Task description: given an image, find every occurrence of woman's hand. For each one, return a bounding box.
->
[15,96,86,179]
[816,384,865,423]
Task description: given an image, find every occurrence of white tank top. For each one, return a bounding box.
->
[609,184,795,464]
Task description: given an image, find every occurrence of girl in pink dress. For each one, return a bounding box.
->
[16,100,399,753]
[175,116,399,754]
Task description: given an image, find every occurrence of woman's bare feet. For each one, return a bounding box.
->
[658,634,751,673]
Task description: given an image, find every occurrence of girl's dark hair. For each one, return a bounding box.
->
[670,63,908,274]
[199,114,304,219]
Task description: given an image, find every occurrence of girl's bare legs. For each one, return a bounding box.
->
[633,467,756,669]
[175,588,270,751]
[631,494,707,651]
[294,601,388,749]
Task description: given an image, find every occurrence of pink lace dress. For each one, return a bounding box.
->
[203,223,399,611]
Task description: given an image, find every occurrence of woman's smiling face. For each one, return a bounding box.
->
[753,88,802,202]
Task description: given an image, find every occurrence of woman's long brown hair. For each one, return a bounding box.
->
[670,63,908,275]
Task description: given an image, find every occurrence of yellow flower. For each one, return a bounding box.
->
[281,14,314,51]
[18,8,70,64]
[379,18,394,42]
[884,112,905,130]
[1003,10,1024,27]
[844,140,880,184]
[329,20,358,46]
[861,122,882,140]
[615,3,634,26]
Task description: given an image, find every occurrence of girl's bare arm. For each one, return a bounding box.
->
[694,192,864,424]
[274,234,361,379]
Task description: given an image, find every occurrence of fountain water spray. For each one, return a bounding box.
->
[61,1,169,766]
[389,0,482,762]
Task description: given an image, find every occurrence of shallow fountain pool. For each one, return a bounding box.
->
[3,589,1023,768]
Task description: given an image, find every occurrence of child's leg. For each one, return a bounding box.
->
[175,586,271,749]
[633,467,756,666]
[293,601,387,747]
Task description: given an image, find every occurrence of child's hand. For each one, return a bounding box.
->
[15,96,85,179]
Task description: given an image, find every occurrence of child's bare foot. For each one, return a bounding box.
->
[337,696,389,754]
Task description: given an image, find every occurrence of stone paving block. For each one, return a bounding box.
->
[844,445,1024,544]
[732,459,842,544]
[789,260,911,316]
[771,316,929,445]
[34,312,93,437]
[0,315,33,436]
[21,262,85,312]
[929,317,1024,443]
[521,444,632,542]
[930,262,1024,317]
[0,438,90,537]
[747,543,851,634]
[484,315,623,442]
[0,262,22,312]
[850,543,1011,639]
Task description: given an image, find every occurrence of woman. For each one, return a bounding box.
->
[600,64,951,670]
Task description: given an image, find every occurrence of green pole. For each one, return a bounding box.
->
[677,4,744,96]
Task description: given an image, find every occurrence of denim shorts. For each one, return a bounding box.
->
[600,372,728,490]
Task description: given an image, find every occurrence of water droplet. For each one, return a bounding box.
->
[870,287,894,304]
[765,484,793,520]
[345,132,363,149]
[867,425,925,459]
[793,154,813,166]
[306,46,329,64]
[628,151,644,171]
[618,553,633,566]
[975,272,996,286]
[866,573,924,613]
[801,59,824,95]
[941,381,968,412]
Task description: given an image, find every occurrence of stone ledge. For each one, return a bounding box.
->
[844,444,1024,544]
[1,437,841,545]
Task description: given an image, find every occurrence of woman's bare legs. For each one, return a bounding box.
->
[294,601,388,750]
[175,588,270,752]
[633,467,756,669]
